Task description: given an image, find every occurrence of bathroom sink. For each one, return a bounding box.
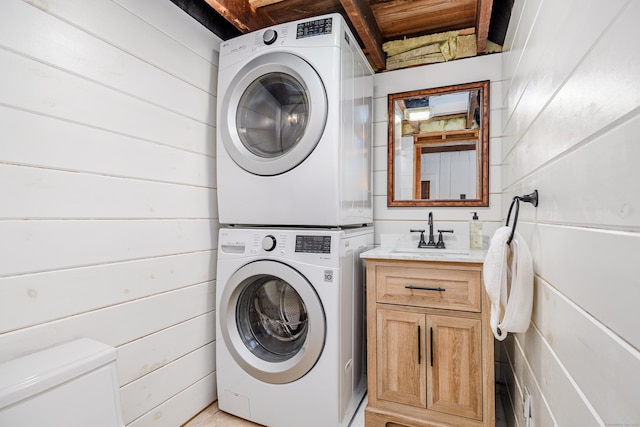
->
[390,248,470,256]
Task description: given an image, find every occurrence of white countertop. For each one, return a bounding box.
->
[361,247,487,263]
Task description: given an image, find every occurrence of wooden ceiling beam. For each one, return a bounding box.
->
[249,0,284,8]
[339,0,386,71]
[475,0,494,53]
[203,0,275,33]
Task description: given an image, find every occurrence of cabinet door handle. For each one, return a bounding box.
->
[417,325,422,364]
[405,285,446,292]
[430,327,434,367]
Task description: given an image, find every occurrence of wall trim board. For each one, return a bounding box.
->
[0,251,215,333]
[0,281,215,364]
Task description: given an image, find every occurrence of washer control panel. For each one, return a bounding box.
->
[295,235,332,254]
[218,228,353,269]
[220,228,343,261]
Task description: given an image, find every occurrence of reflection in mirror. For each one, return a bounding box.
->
[387,80,489,207]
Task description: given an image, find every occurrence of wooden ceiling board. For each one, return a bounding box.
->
[257,0,342,23]
[202,0,275,31]
[371,0,478,40]
[198,0,499,72]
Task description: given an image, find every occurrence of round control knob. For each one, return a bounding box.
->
[263,29,278,45]
[262,235,277,252]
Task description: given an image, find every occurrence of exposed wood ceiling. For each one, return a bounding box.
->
[171,0,513,72]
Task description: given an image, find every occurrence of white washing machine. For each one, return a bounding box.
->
[216,226,373,427]
[216,14,374,227]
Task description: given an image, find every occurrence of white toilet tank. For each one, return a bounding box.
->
[0,338,125,427]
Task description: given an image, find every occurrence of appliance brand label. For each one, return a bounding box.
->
[324,270,334,282]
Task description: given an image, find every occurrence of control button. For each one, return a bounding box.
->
[262,235,277,251]
[263,29,277,45]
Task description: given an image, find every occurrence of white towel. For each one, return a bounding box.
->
[483,226,533,341]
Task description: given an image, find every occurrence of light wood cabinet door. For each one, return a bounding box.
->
[427,314,483,420]
[376,309,426,408]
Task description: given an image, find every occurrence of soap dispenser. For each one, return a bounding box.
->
[469,212,483,250]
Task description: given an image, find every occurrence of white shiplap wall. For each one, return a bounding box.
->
[0,1,220,426]
[372,54,503,248]
[500,0,640,426]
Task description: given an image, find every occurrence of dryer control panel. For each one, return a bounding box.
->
[296,17,333,39]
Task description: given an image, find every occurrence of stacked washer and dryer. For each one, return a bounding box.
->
[215,13,374,427]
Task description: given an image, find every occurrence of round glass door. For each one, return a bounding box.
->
[236,275,308,362]
[219,260,325,384]
[236,73,309,160]
[220,52,327,176]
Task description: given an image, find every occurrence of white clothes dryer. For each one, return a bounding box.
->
[216,14,374,227]
[216,226,373,427]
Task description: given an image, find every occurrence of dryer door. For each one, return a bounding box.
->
[219,52,328,176]
[219,260,325,384]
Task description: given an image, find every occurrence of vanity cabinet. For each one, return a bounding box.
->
[364,259,494,427]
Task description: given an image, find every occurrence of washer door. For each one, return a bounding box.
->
[220,52,328,176]
[219,260,326,384]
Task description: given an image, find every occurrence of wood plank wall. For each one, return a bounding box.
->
[0,1,221,425]
[500,0,640,425]
[372,55,503,249]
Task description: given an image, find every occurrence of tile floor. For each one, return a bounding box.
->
[183,392,508,427]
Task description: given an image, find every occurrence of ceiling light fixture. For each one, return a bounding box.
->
[406,107,431,121]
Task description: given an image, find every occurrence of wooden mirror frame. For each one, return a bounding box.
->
[387,80,490,207]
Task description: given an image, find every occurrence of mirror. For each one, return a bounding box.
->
[387,80,489,207]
